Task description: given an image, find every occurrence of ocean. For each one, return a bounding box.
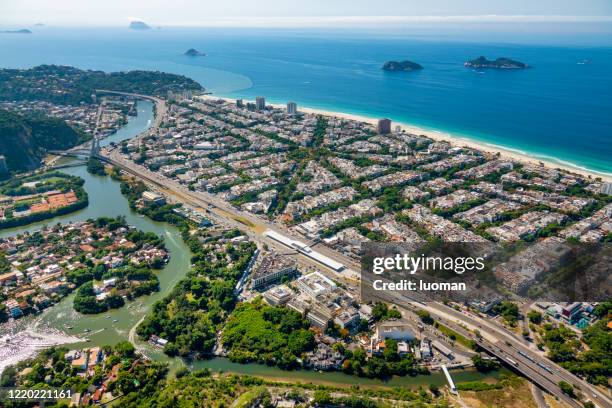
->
[0,27,611,175]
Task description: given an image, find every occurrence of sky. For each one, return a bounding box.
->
[1,0,612,27]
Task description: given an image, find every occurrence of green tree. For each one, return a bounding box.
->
[417,310,434,325]
[86,158,106,176]
[472,355,500,372]
[114,341,136,359]
[558,380,575,398]
[527,310,543,324]
[494,301,519,326]
[314,390,332,405]
[0,365,17,386]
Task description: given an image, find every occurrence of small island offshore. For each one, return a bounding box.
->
[0,29,32,34]
[382,60,423,72]
[128,21,151,30]
[465,56,527,69]
[184,48,206,57]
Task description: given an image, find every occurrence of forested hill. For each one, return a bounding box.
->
[0,65,204,105]
[0,109,87,171]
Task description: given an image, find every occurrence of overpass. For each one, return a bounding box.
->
[46,161,88,170]
[400,300,605,408]
[47,137,100,160]
[48,149,91,157]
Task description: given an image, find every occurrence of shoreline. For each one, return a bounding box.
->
[0,325,83,374]
[203,95,612,182]
[193,357,496,390]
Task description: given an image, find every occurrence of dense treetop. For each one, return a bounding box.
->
[0,65,204,105]
[0,109,86,171]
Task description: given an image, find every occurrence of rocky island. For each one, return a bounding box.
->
[465,56,527,69]
[0,29,32,34]
[129,21,151,30]
[382,60,423,72]
[184,48,206,57]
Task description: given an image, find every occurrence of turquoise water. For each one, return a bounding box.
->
[0,27,611,175]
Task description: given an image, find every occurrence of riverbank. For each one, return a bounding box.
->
[189,357,508,390]
[203,95,612,182]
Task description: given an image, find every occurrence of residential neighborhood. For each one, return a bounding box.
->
[0,218,168,321]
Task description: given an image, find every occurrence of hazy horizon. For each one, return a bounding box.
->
[2,0,612,28]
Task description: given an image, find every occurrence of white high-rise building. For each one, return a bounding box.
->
[287,102,297,115]
[255,96,266,110]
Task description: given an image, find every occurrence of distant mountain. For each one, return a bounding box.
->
[382,60,423,72]
[465,56,527,69]
[0,109,88,171]
[129,21,151,30]
[184,48,206,57]
[0,29,32,34]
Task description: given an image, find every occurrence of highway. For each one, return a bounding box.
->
[410,302,586,408]
[101,149,360,280]
[95,93,610,408]
[430,302,609,405]
[363,280,606,408]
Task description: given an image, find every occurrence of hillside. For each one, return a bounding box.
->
[0,109,88,172]
[0,65,204,105]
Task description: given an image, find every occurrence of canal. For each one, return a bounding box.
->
[0,100,507,389]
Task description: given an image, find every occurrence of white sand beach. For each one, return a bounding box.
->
[0,327,82,374]
[202,95,612,182]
